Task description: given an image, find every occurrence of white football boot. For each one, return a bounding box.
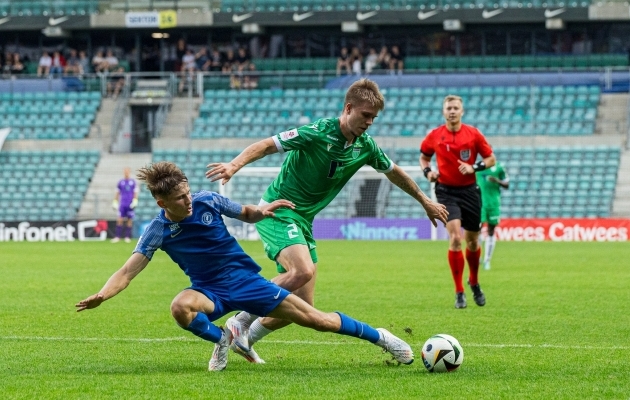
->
[226,316,265,364]
[376,328,414,365]
[208,326,233,371]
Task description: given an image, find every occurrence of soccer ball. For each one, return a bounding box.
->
[421,334,464,372]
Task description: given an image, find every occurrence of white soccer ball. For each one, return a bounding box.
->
[421,334,464,372]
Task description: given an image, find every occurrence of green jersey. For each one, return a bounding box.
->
[262,118,393,222]
[476,162,508,209]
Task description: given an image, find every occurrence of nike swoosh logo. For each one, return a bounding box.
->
[292,12,314,22]
[273,289,282,299]
[49,16,69,26]
[170,230,182,238]
[481,9,504,19]
[417,10,439,20]
[356,11,377,21]
[544,8,566,18]
[0,17,10,25]
[232,13,253,23]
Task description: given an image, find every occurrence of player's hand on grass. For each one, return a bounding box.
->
[205,162,239,185]
[457,160,475,175]
[424,200,449,227]
[426,171,439,182]
[75,293,105,312]
[259,199,295,217]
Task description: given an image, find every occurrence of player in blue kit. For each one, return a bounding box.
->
[76,161,414,371]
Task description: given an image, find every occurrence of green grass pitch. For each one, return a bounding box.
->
[1,240,628,399]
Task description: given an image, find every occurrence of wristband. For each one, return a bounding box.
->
[472,161,486,172]
[423,167,432,178]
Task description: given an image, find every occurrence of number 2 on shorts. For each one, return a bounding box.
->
[287,223,298,239]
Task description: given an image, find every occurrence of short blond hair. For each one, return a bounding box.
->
[344,78,385,110]
[443,95,463,106]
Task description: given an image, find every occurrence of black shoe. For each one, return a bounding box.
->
[469,282,486,306]
[454,292,467,309]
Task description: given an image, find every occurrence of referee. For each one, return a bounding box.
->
[420,95,496,309]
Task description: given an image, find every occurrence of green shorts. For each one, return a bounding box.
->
[481,206,501,226]
[255,207,318,273]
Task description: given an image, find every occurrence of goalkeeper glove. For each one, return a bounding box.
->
[112,200,119,211]
[130,198,138,209]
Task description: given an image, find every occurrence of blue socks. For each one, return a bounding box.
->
[184,312,223,343]
[335,312,381,343]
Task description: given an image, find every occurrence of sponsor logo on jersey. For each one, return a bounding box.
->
[352,147,361,159]
[326,135,338,141]
[460,149,471,161]
[168,223,180,232]
[201,212,213,225]
[279,129,299,141]
[327,143,333,152]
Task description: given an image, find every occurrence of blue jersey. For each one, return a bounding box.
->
[133,191,262,287]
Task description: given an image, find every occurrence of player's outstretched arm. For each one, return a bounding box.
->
[205,137,278,185]
[385,164,448,227]
[75,253,150,312]
[237,200,295,223]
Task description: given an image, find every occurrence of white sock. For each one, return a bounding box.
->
[484,235,496,263]
[248,319,273,346]
[235,312,259,331]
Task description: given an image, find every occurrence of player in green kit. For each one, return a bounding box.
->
[206,78,448,363]
[476,161,509,270]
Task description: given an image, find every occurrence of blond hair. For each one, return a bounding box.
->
[344,78,385,110]
[443,95,463,106]
[137,161,188,199]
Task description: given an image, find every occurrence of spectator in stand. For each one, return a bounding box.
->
[65,49,81,76]
[37,51,52,77]
[179,49,197,93]
[336,47,351,76]
[195,47,211,72]
[222,49,236,73]
[236,47,250,71]
[107,66,126,99]
[377,46,390,71]
[175,38,187,72]
[242,63,259,90]
[2,52,12,75]
[78,50,90,75]
[104,50,119,72]
[209,48,223,72]
[389,45,404,75]
[364,48,379,74]
[50,51,66,76]
[351,46,362,75]
[11,53,25,74]
[92,50,106,73]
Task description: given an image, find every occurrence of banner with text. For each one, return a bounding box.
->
[494,218,630,242]
[0,220,115,242]
[313,218,448,240]
[125,11,177,28]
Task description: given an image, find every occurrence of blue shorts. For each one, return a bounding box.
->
[189,273,290,322]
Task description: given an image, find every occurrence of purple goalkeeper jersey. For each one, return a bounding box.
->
[117,178,137,206]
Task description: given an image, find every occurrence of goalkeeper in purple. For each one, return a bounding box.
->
[206,78,448,363]
[111,167,139,243]
[76,161,415,371]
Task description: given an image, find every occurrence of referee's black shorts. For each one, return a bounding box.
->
[435,183,482,232]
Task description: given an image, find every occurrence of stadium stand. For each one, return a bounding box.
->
[220,0,591,12]
[395,146,621,218]
[0,0,98,16]
[0,150,100,221]
[0,91,100,140]
[192,85,599,138]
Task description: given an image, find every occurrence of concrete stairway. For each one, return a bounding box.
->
[78,152,152,220]
[612,148,630,217]
[596,93,628,136]
[89,98,116,149]
[159,97,201,139]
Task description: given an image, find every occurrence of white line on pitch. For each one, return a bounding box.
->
[0,336,627,350]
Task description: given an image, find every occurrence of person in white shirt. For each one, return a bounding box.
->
[37,51,52,77]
